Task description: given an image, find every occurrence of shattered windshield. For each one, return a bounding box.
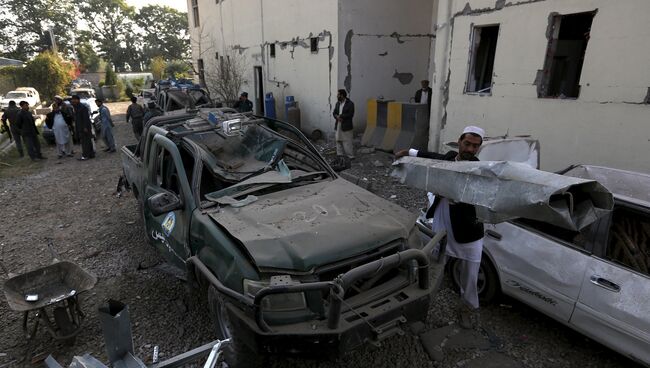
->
[6,92,27,99]
[184,119,330,204]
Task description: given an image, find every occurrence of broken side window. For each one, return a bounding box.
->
[538,11,595,99]
[606,206,650,276]
[466,25,499,94]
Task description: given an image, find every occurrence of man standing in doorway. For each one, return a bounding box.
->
[414,80,432,111]
[1,100,24,157]
[233,92,253,113]
[126,96,145,139]
[95,99,116,152]
[71,95,94,160]
[395,125,485,329]
[332,89,355,160]
[16,101,45,161]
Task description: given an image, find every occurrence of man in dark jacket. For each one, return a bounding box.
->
[396,125,485,328]
[1,101,23,157]
[233,92,253,113]
[16,101,45,160]
[332,89,355,159]
[71,95,95,160]
[126,96,145,139]
[414,80,432,111]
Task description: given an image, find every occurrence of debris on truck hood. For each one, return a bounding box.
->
[209,178,415,271]
[391,157,613,231]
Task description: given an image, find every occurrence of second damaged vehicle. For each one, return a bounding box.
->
[121,108,444,365]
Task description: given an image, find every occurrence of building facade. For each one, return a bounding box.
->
[429,0,650,173]
[187,0,435,137]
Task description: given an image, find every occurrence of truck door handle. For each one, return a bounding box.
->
[590,275,620,293]
[485,230,502,240]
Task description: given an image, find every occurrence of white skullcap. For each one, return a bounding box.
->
[462,125,485,139]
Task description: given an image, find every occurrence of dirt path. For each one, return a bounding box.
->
[0,105,638,367]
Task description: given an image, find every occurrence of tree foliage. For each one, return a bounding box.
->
[136,5,190,61]
[23,52,75,99]
[0,0,77,60]
[150,56,166,80]
[104,63,118,85]
[165,60,192,79]
[76,41,101,72]
[77,0,137,71]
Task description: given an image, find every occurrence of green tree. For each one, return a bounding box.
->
[136,5,190,61]
[164,60,191,79]
[77,0,138,71]
[76,41,101,72]
[149,56,166,80]
[0,0,78,60]
[104,63,117,85]
[23,52,74,100]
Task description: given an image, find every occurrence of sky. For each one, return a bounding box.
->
[126,0,187,12]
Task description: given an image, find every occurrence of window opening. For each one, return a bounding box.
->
[606,207,650,276]
[466,25,499,94]
[269,44,276,58]
[197,58,205,87]
[538,11,595,99]
[191,0,200,27]
[310,37,319,53]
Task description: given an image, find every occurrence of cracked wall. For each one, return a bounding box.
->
[434,0,650,173]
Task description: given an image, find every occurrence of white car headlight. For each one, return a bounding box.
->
[243,276,307,312]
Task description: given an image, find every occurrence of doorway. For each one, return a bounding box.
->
[254,66,264,115]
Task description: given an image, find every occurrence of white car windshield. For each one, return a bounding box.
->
[6,92,27,99]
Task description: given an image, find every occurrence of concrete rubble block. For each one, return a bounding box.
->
[444,329,491,350]
[419,325,457,361]
[464,352,522,368]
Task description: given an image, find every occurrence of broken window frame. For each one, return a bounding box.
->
[191,0,200,27]
[310,37,319,53]
[537,11,596,99]
[465,24,500,95]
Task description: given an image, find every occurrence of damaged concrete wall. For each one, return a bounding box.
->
[338,0,436,134]
[430,0,650,173]
[187,0,339,136]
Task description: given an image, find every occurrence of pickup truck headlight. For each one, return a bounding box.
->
[243,277,307,312]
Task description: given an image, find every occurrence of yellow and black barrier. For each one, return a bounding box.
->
[362,99,429,153]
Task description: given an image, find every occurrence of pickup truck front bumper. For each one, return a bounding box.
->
[188,244,445,355]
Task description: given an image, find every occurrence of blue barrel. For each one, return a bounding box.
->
[264,93,276,119]
[284,96,296,120]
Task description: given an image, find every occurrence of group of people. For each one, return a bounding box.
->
[0,95,116,161]
[333,85,486,329]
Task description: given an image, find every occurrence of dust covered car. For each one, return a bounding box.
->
[418,165,650,366]
[121,108,445,365]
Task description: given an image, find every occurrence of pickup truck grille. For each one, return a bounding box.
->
[314,240,407,298]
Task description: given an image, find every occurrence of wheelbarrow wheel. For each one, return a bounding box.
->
[207,286,262,368]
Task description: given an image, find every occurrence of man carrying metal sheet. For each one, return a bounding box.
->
[396,125,485,328]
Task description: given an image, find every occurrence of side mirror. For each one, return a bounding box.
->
[147,192,182,216]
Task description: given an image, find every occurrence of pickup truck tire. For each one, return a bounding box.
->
[447,256,500,304]
[207,285,262,367]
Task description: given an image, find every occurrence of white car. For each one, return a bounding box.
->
[0,87,41,110]
[70,88,98,115]
[417,160,650,366]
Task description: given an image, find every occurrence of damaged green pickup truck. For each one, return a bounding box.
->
[120,108,444,365]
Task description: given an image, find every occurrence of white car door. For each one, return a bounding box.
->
[571,203,650,365]
[485,219,597,323]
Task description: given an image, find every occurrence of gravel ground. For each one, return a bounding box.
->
[0,106,639,367]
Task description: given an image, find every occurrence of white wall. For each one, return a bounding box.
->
[188,0,339,136]
[338,0,436,134]
[430,0,650,173]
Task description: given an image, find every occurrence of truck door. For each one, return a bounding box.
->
[143,134,195,269]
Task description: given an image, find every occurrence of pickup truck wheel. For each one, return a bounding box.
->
[447,256,500,304]
[207,286,262,367]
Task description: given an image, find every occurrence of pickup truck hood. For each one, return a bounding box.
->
[208,178,415,271]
